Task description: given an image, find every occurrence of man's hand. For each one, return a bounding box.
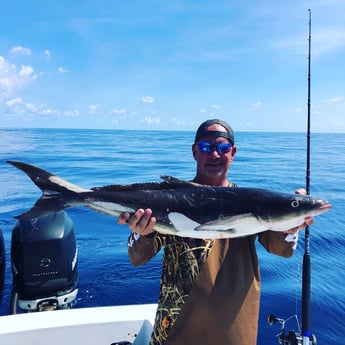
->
[118,208,156,236]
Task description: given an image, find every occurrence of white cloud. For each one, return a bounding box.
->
[58,67,68,74]
[251,101,262,111]
[4,98,60,118]
[9,46,32,56]
[19,65,36,78]
[143,116,160,124]
[25,102,39,113]
[313,29,345,56]
[325,96,343,103]
[0,56,37,101]
[64,109,80,117]
[88,104,100,115]
[171,118,189,127]
[44,50,51,59]
[4,97,25,115]
[6,97,23,107]
[110,108,127,114]
[141,96,154,103]
[40,108,60,116]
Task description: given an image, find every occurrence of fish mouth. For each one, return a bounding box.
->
[320,202,332,210]
[313,201,332,216]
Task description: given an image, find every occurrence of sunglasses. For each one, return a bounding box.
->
[198,141,232,154]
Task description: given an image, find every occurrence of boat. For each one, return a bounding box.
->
[0,303,157,345]
[0,212,156,345]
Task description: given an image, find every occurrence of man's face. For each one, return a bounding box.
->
[192,123,236,185]
[193,137,235,179]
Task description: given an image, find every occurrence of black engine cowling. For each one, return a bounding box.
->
[10,211,78,312]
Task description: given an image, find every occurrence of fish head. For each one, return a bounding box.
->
[256,192,332,231]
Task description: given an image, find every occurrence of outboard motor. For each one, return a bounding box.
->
[10,211,78,313]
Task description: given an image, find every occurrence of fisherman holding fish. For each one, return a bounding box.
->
[7,121,320,344]
[118,119,314,345]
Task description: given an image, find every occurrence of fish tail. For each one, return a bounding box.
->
[14,195,69,220]
[7,160,89,195]
[7,161,87,220]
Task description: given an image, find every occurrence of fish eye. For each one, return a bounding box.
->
[291,200,300,208]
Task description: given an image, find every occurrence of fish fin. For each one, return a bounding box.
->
[94,175,201,191]
[167,212,265,239]
[14,195,68,220]
[195,214,267,236]
[160,175,202,188]
[7,161,89,195]
[167,212,201,232]
[92,181,168,192]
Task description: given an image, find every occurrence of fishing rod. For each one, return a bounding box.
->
[301,9,313,345]
[268,10,316,345]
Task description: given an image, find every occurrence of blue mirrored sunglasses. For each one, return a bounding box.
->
[198,141,232,154]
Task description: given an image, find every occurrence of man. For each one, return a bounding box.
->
[118,119,312,345]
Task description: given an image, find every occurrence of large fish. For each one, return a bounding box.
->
[7,160,331,239]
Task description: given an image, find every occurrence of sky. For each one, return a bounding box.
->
[0,0,344,133]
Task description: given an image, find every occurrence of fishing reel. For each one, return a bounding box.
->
[268,314,317,345]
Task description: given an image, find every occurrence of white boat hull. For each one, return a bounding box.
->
[0,304,157,345]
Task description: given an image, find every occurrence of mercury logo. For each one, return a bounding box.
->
[40,257,51,268]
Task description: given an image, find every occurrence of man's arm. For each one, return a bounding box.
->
[118,208,164,266]
[127,230,164,266]
[258,231,299,258]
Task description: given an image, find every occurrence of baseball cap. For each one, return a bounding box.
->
[194,119,235,145]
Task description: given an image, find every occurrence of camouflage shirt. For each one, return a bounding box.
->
[128,217,298,345]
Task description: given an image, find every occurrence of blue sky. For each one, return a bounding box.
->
[0,0,344,132]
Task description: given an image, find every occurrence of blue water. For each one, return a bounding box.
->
[0,128,344,344]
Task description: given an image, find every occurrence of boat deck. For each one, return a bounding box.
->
[0,304,157,345]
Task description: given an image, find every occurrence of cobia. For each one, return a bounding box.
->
[7,161,332,239]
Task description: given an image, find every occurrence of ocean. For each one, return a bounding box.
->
[0,128,344,344]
